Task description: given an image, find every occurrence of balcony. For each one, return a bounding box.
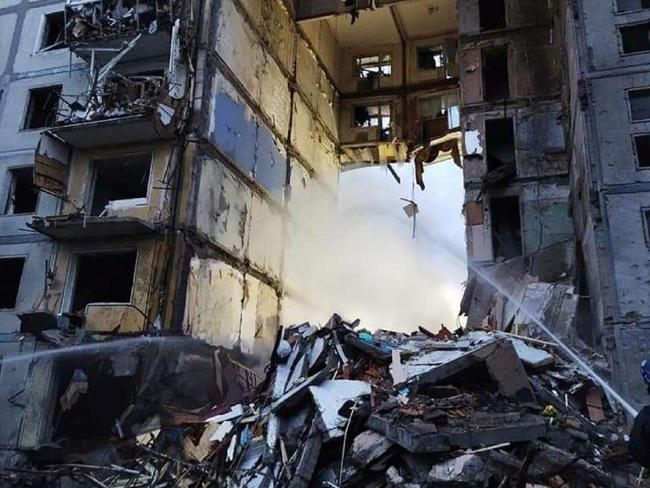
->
[65,0,183,64]
[28,214,158,241]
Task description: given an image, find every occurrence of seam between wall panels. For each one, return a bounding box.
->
[224,0,340,151]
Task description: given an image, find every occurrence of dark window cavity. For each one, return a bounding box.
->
[479,0,506,31]
[91,153,151,216]
[620,23,650,54]
[4,167,38,215]
[417,46,444,70]
[485,118,516,172]
[24,85,61,129]
[71,251,137,312]
[629,88,650,121]
[645,209,650,244]
[353,104,392,141]
[0,258,25,309]
[617,0,650,12]
[635,134,650,168]
[482,47,509,102]
[41,12,65,51]
[490,196,522,260]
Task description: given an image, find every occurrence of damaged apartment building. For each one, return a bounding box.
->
[0,0,649,475]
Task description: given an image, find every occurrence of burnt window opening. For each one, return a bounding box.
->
[491,196,522,260]
[634,134,650,168]
[4,167,38,215]
[617,0,650,12]
[0,257,25,309]
[620,23,650,54]
[482,47,509,102]
[417,46,444,70]
[355,55,392,79]
[41,12,65,51]
[485,118,516,172]
[479,0,506,31]
[71,251,137,313]
[629,88,650,121]
[353,104,392,141]
[24,85,61,129]
[91,153,151,216]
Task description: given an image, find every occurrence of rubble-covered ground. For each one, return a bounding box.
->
[1,314,643,487]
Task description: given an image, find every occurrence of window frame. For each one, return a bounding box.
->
[618,21,650,56]
[615,0,650,15]
[626,87,650,122]
[352,102,393,141]
[354,54,392,80]
[22,84,62,131]
[61,248,140,314]
[87,151,154,216]
[632,133,650,169]
[0,256,26,311]
[2,165,40,216]
[38,11,66,53]
[416,45,446,71]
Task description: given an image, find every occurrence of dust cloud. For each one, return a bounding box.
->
[282,160,467,333]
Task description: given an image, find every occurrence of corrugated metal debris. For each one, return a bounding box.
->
[0,314,641,487]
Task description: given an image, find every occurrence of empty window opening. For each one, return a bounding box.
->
[4,167,38,215]
[479,0,506,31]
[355,55,392,79]
[491,196,522,260]
[417,46,444,70]
[482,47,509,102]
[0,258,25,309]
[617,0,650,12]
[353,104,392,141]
[71,251,137,313]
[90,153,151,216]
[24,85,61,129]
[41,12,65,51]
[629,88,650,121]
[485,118,516,172]
[620,23,650,54]
[645,209,650,245]
[635,134,650,168]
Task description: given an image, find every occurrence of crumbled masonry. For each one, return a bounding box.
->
[0,314,642,487]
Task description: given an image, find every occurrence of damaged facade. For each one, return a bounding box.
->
[0,0,649,480]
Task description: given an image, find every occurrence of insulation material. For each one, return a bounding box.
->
[296,40,321,112]
[246,195,283,281]
[258,54,291,136]
[239,275,280,358]
[291,96,317,163]
[184,258,245,349]
[195,159,251,260]
[84,304,146,333]
[34,132,71,198]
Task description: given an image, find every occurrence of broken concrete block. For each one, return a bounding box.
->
[427,454,487,485]
[351,430,394,466]
[309,380,371,440]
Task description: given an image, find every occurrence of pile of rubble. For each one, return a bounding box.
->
[3,315,642,487]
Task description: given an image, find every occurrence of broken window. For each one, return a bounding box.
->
[355,55,392,79]
[620,23,650,54]
[417,46,444,70]
[617,0,650,12]
[353,104,392,141]
[490,196,522,260]
[479,0,506,31]
[90,153,152,216]
[485,118,516,172]
[629,88,650,121]
[644,209,650,244]
[71,251,137,313]
[23,85,61,129]
[41,12,65,51]
[0,257,25,309]
[634,134,650,168]
[482,47,509,102]
[4,167,38,215]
